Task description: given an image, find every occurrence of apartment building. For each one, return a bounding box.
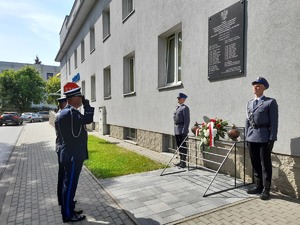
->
[55,0,300,197]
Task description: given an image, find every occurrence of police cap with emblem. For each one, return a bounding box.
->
[64,87,83,98]
[252,77,269,89]
[177,93,188,99]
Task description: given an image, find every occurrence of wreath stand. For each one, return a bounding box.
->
[160,134,249,197]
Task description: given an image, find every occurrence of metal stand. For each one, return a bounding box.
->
[160,132,249,197]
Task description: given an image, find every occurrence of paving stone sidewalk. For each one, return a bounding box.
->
[0,123,136,225]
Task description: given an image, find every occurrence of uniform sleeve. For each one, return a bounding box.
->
[82,105,95,124]
[245,102,250,138]
[182,106,190,134]
[269,99,278,141]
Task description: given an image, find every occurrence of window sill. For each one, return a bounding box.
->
[104,96,111,100]
[91,99,96,102]
[81,59,85,63]
[124,139,137,145]
[90,48,95,54]
[122,9,135,23]
[157,82,183,91]
[123,91,136,97]
[103,33,111,42]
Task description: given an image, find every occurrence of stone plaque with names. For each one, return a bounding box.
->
[208,1,245,80]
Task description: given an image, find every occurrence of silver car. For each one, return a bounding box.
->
[21,112,43,123]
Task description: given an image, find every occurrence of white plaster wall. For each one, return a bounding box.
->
[59,0,300,156]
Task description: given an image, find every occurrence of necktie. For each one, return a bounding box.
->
[253,99,258,108]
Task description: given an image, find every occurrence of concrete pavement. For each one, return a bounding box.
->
[0,122,300,225]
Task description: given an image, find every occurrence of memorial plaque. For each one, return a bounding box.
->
[208,1,245,80]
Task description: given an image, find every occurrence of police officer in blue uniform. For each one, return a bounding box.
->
[55,95,67,206]
[245,77,278,200]
[56,87,94,222]
[173,93,190,168]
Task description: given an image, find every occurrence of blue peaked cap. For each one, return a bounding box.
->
[252,77,269,89]
[64,87,83,98]
[177,93,188,99]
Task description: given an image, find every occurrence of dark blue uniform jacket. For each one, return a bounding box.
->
[57,104,94,163]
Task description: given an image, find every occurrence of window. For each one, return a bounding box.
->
[90,27,95,53]
[81,40,85,62]
[46,73,53,79]
[103,5,110,41]
[163,135,177,153]
[74,50,78,68]
[122,0,134,22]
[123,52,135,95]
[104,66,111,99]
[68,58,71,75]
[124,127,136,142]
[81,80,86,97]
[158,24,182,89]
[91,75,96,101]
[166,31,182,84]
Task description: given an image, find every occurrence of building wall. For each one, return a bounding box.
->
[57,0,300,197]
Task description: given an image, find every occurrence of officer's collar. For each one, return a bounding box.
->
[254,95,265,101]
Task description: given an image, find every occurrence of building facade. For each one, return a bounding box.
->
[55,0,300,198]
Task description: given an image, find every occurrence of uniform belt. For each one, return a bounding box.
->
[175,123,183,125]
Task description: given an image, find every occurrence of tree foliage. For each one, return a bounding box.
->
[0,66,46,112]
[45,75,61,105]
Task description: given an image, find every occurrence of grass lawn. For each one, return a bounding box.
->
[84,135,166,179]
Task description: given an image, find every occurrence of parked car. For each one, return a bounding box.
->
[37,111,49,121]
[21,112,43,123]
[0,112,23,126]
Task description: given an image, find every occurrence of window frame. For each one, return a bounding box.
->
[91,75,96,102]
[103,66,111,99]
[81,40,85,63]
[90,27,95,54]
[123,52,135,96]
[122,0,135,23]
[103,6,111,42]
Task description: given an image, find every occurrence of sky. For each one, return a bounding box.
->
[0,0,74,66]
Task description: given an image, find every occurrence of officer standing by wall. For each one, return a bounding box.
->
[173,93,190,168]
[56,87,94,222]
[54,95,67,206]
[245,77,278,200]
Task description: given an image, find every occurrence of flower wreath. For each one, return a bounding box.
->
[194,118,228,147]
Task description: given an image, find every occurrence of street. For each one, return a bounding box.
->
[0,124,23,170]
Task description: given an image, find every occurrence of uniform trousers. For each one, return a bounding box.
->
[57,151,64,205]
[175,134,188,161]
[248,142,272,183]
[62,160,83,218]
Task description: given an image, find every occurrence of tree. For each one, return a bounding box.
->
[45,75,61,105]
[0,66,46,112]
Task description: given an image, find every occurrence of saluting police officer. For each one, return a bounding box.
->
[173,93,190,168]
[245,77,278,200]
[54,95,67,206]
[56,87,94,222]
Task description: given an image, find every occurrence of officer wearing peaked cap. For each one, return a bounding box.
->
[54,95,68,207]
[245,77,278,200]
[56,87,94,222]
[173,93,190,168]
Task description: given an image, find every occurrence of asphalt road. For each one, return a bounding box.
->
[0,124,23,170]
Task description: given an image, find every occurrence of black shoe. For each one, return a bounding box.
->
[74,209,83,214]
[178,163,186,168]
[247,186,263,194]
[63,215,86,223]
[260,188,270,200]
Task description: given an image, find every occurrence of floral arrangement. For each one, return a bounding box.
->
[193,118,228,147]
